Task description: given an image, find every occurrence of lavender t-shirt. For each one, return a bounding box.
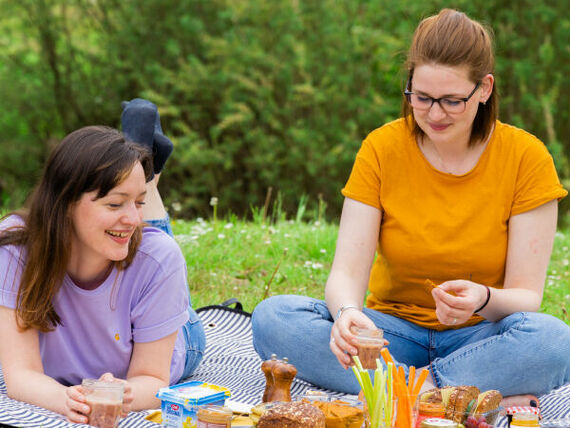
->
[0,216,189,386]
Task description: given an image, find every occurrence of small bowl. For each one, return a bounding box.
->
[455,406,505,427]
[297,394,366,428]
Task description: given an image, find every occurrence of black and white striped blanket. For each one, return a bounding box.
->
[1,305,569,427]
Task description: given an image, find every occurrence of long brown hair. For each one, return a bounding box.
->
[402,9,497,147]
[0,126,153,332]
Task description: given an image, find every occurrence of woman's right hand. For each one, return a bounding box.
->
[64,384,90,424]
[329,309,379,369]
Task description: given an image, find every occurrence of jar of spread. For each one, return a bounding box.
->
[197,405,233,428]
[510,411,540,427]
[420,418,457,428]
[416,402,446,427]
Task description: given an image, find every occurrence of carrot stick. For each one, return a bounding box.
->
[380,347,394,365]
[412,368,429,397]
[408,365,416,395]
[394,380,410,428]
[398,365,406,386]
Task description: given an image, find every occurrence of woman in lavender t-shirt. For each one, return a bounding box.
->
[0,124,205,424]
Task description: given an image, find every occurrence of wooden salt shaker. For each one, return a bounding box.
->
[261,354,278,402]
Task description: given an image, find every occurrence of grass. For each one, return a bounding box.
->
[173,216,570,326]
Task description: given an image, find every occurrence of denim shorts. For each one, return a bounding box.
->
[145,214,174,237]
[180,306,206,379]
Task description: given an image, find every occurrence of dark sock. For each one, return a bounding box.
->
[121,98,174,174]
[152,132,174,174]
[121,98,158,151]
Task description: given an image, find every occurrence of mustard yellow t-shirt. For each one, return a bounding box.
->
[341,118,568,330]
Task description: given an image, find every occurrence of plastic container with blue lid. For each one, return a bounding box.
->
[156,381,231,427]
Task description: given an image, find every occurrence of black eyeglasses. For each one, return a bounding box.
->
[404,78,481,114]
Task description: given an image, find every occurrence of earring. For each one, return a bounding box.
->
[482,100,487,105]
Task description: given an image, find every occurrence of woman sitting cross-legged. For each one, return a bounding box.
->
[251,9,570,408]
[0,125,204,424]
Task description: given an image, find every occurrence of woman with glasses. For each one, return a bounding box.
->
[252,9,569,406]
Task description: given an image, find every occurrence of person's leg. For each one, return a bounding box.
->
[180,306,207,379]
[431,312,570,396]
[251,295,431,393]
[142,175,174,236]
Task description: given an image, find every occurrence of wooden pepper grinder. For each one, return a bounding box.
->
[268,357,297,402]
[261,354,278,402]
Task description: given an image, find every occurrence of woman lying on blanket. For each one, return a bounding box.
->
[0,102,205,424]
[252,9,570,407]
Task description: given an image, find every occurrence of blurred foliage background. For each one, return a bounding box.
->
[0,0,568,224]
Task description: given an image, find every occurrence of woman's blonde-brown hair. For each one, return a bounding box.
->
[0,126,153,332]
[402,9,497,146]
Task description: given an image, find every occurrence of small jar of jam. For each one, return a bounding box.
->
[510,411,540,427]
[197,405,233,428]
[416,402,446,428]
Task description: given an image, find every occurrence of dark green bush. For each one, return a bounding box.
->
[0,0,568,224]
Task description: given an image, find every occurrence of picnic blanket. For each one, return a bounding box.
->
[1,304,569,427]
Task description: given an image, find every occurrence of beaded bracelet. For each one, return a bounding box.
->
[475,285,491,313]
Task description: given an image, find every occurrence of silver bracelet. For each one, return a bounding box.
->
[335,304,361,321]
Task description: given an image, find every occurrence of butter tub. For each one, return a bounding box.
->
[156,381,231,427]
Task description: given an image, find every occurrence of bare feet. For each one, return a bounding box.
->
[500,394,539,408]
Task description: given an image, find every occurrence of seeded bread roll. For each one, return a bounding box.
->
[445,386,480,423]
[474,389,502,414]
[257,401,325,428]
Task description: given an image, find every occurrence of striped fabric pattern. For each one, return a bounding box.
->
[1,305,569,427]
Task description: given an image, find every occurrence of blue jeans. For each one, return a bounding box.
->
[180,306,206,379]
[145,214,174,237]
[251,295,570,396]
[146,216,206,378]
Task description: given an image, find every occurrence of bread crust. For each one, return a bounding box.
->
[258,401,325,428]
[445,386,480,422]
[475,389,502,414]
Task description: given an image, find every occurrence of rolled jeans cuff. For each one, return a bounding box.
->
[145,214,173,237]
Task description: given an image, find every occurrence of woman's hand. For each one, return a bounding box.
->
[64,385,90,424]
[329,309,383,369]
[433,280,488,325]
[98,372,134,417]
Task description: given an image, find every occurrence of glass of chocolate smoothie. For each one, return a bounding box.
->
[82,379,124,428]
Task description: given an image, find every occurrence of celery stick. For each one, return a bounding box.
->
[386,362,393,427]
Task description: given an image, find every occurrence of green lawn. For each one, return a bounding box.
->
[173,218,570,325]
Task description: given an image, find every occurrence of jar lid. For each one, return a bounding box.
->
[197,405,233,423]
[420,418,457,428]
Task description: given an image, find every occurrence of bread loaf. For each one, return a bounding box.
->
[257,401,325,428]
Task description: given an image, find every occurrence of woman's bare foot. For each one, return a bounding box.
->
[500,394,539,408]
